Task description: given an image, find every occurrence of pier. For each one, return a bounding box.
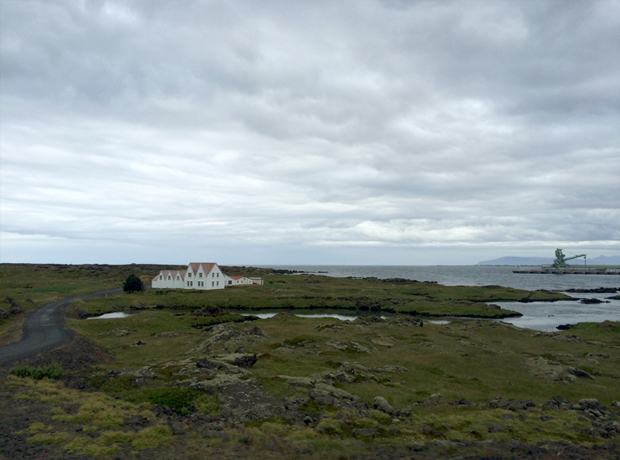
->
[513,267,620,275]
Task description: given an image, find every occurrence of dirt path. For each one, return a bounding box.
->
[0,288,122,367]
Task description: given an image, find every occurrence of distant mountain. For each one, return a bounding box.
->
[588,255,620,265]
[478,256,552,266]
[478,255,620,266]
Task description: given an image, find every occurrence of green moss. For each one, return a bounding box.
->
[27,432,69,445]
[131,425,174,449]
[315,418,343,436]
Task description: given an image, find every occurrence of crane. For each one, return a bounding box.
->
[552,248,586,268]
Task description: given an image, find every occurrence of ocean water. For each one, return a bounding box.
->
[262,265,620,331]
[265,265,620,291]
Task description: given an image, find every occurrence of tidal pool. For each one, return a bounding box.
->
[493,293,620,331]
[87,312,133,320]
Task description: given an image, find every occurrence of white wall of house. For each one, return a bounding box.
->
[152,270,185,289]
[224,275,236,286]
[173,271,185,288]
[186,263,225,290]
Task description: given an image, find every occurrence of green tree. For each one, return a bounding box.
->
[123,274,143,293]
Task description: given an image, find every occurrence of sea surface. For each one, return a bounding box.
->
[264,265,620,291]
[260,265,620,331]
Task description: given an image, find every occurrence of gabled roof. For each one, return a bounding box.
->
[153,269,186,281]
[230,276,244,280]
[188,263,217,275]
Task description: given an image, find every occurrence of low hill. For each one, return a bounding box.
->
[477,256,552,266]
[589,255,620,265]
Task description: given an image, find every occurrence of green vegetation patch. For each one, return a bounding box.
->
[10,362,63,380]
[75,273,550,320]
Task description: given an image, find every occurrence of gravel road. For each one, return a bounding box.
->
[0,288,122,367]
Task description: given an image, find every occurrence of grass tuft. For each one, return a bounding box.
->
[10,362,63,380]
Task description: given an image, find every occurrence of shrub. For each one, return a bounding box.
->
[10,362,63,380]
[129,387,201,415]
[123,274,143,293]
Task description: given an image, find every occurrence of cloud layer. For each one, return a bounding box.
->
[1,0,619,264]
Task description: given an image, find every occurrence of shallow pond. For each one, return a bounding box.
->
[240,311,382,321]
[493,293,620,331]
[86,291,619,332]
[87,312,133,320]
[239,291,620,332]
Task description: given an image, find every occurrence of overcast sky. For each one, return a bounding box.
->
[1,0,619,266]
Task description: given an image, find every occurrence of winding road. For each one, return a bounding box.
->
[0,288,122,367]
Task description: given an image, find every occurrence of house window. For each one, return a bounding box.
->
[212,273,215,278]
[188,273,191,278]
[228,281,232,285]
[217,281,219,286]
[199,273,203,278]
[212,281,214,287]
[168,276,171,280]
[159,275,162,280]
[217,273,219,277]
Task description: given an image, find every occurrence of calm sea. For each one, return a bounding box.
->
[261,265,620,331]
[265,265,620,291]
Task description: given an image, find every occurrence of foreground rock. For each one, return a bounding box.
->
[526,357,594,383]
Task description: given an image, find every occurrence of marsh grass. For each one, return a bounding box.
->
[75,274,566,320]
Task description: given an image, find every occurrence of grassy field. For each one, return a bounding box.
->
[0,263,169,307]
[41,309,620,456]
[2,264,618,458]
[68,310,620,406]
[70,272,569,320]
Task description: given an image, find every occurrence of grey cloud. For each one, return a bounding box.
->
[1,0,619,264]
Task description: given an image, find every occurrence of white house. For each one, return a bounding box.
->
[152,263,227,290]
[225,275,247,286]
[224,275,265,286]
[152,263,262,290]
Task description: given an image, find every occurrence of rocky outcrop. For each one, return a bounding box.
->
[178,375,286,422]
[106,367,157,386]
[98,327,133,337]
[543,395,573,410]
[488,397,535,411]
[324,341,374,353]
[540,396,620,438]
[192,324,264,352]
[373,396,395,415]
[525,357,593,383]
[1,297,24,317]
[177,357,251,377]
[217,353,258,368]
[308,383,362,410]
[154,331,179,338]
